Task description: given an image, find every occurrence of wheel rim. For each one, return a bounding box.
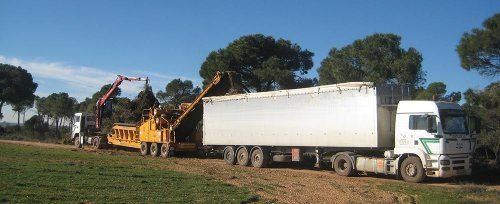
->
[225,151,232,161]
[338,159,347,171]
[141,144,147,152]
[151,144,157,153]
[253,152,261,164]
[161,145,168,154]
[405,163,417,177]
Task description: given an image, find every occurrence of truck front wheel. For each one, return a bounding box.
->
[400,157,425,183]
[140,142,150,156]
[334,155,354,176]
[223,146,236,165]
[74,136,82,148]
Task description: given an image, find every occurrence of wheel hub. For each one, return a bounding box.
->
[406,164,417,177]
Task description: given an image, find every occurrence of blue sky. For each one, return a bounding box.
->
[1,0,499,122]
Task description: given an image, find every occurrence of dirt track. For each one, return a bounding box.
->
[1,139,496,203]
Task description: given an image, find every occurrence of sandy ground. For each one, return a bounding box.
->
[1,139,497,203]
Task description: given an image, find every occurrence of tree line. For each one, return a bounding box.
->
[1,13,498,161]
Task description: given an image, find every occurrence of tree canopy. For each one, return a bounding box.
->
[200,34,315,92]
[463,82,500,161]
[457,13,500,77]
[318,33,425,88]
[157,79,201,108]
[0,63,38,119]
[414,82,461,102]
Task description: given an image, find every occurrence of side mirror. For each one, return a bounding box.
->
[469,117,481,134]
[426,116,437,133]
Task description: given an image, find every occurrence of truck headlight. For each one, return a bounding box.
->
[440,160,450,165]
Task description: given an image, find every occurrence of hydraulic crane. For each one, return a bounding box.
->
[95,75,149,129]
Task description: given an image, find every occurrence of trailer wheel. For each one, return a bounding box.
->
[236,146,250,166]
[334,155,354,176]
[223,146,236,165]
[251,147,269,168]
[160,143,171,158]
[74,136,81,148]
[140,142,150,156]
[400,157,425,183]
[150,143,159,157]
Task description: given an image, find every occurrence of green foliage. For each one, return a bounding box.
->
[36,93,77,137]
[457,13,500,77]
[318,33,425,88]
[200,34,315,91]
[0,63,38,119]
[157,79,201,108]
[463,82,500,162]
[0,143,255,203]
[414,82,461,102]
[131,84,158,118]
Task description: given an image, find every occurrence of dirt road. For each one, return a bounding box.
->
[1,140,496,203]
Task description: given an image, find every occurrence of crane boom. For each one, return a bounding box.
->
[95,75,148,129]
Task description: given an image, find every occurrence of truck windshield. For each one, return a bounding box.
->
[439,109,468,134]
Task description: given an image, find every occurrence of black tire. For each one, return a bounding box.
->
[160,143,171,158]
[150,143,159,157]
[236,146,250,166]
[92,137,100,149]
[74,136,81,148]
[334,155,354,176]
[400,156,425,183]
[223,146,236,165]
[140,142,149,156]
[251,147,270,168]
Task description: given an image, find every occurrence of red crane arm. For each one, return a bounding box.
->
[95,75,148,129]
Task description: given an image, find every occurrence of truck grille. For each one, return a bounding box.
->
[452,160,465,164]
[453,166,465,170]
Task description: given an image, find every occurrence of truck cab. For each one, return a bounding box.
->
[71,113,96,147]
[394,101,475,179]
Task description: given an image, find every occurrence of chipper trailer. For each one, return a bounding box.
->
[202,82,479,182]
[71,71,242,157]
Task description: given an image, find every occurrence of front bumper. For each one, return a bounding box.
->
[426,154,472,178]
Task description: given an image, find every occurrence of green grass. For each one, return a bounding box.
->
[377,182,499,203]
[0,143,257,203]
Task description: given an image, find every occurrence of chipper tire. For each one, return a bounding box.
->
[140,142,150,156]
[334,155,355,176]
[160,143,171,158]
[400,157,425,183]
[236,146,250,166]
[223,146,236,165]
[150,143,159,157]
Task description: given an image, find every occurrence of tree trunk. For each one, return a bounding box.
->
[17,110,20,131]
[55,118,60,138]
[0,101,4,119]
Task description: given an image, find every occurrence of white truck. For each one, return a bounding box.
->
[202,82,477,182]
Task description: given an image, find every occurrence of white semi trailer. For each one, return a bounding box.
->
[202,82,477,182]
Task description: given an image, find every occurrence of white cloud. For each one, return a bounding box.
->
[0,55,150,100]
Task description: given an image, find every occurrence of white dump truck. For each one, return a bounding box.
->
[202,82,478,182]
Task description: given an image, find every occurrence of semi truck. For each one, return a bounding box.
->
[202,82,478,182]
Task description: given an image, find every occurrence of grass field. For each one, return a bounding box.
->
[0,143,257,203]
[0,141,498,203]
